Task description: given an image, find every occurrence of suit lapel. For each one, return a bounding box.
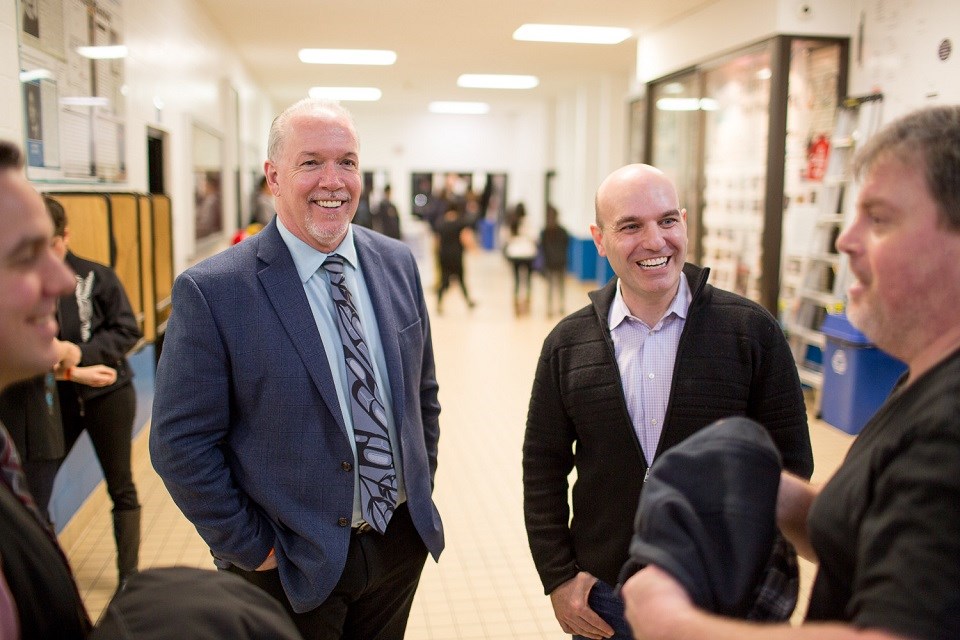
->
[256,223,347,436]
[355,231,406,431]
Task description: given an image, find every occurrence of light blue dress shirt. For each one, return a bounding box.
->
[276,219,406,525]
[608,273,691,466]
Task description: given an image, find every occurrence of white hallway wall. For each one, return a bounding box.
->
[1,0,628,272]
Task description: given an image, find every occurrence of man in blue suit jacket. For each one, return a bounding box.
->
[151,99,444,640]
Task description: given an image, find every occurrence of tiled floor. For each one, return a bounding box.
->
[59,247,854,637]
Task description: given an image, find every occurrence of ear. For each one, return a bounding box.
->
[589,223,606,257]
[264,161,280,197]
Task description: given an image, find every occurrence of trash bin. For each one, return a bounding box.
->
[820,313,907,435]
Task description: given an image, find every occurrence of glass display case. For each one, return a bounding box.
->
[644,36,847,314]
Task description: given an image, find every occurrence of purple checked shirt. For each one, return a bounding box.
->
[608,273,692,466]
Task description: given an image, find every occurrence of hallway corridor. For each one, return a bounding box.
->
[58,245,854,639]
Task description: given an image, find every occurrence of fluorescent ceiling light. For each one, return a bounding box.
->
[513,24,631,44]
[76,45,128,59]
[429,101,490,115]
[308,86,382,102]
[19,69,53,82]
[299,49,396,65]
[60,96,111,107]
[457,74,539,90]
[655,98,719,111]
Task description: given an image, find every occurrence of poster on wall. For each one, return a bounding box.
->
[16,0,126,183]
[193,123,224,243]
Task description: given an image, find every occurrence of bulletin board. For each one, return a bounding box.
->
[17,0,126,183]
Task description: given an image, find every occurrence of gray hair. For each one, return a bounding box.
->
[266,99,359,162]
[854,105,960,231]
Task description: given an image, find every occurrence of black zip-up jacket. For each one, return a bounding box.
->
[57,251,141,404]
[523,263,813,594]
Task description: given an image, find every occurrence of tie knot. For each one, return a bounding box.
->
[322,254,345,276]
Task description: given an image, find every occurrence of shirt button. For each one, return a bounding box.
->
[648,373,655,379]
[341,461,352,471]
[338,517,349,527]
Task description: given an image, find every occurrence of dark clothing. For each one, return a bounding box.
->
[540,225,569,271]
[436,217,468,275]
[227,502,426,640]
[436,216,473,307]
[0,422,90,639]
[806,348,960,639]
[574,580,631,640]
[60,383,138,512]
[373,200,402,240]
[619,417,796,621]
[91,567,302,640]
[523,263,813,595]
[0,374,64,515]
[59,252,140,403]
[540,224,569,315]
[57,251,141,514]
[0,374,64,462]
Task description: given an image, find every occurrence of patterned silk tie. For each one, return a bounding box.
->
[321,254,397,533]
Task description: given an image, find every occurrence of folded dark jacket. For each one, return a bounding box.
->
[91,567,303,639]
[617,416,797,620]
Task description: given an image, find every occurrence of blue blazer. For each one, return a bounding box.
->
[150,222,444,613]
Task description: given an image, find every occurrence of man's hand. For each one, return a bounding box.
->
[549,571,615,639]
[622,565,691,640]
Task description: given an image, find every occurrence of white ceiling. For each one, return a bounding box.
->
[192,0,714,111]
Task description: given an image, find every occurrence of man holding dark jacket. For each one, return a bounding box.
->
[522,163,813,640]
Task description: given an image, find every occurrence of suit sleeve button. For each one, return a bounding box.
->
[341,461,352,471]
[338,517,349,527]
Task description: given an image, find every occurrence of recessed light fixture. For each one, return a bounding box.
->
[308,87,382,102]
[655,98,719,112]
[60,96,111,107]
[513,24,631,45]
[299,49,397,65]
[457,74,539,90]
[19,69,53,82]
[76,45,128,59]
[428,101,490,115]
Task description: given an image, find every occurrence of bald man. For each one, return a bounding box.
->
[523,164,813,639]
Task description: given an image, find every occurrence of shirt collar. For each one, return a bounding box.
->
[609,271,692,330]
[276,218,359,283]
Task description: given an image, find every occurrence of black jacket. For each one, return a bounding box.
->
[0,374,64,461]
[618,416,797,620]
[57,252,141,403]
[523,263,813,594]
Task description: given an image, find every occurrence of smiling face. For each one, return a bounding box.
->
[265,106,361,253]
[591,164,688,322]
[837,152,960,366]
[0,171,75,389]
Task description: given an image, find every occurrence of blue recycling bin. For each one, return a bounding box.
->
[479,218,497,250]
[820,313,907,435]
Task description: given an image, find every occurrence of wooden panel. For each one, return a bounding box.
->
[137,195,156,342]
[105,193,144,339]
[46,193,111,266]
[151,194,174,333]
